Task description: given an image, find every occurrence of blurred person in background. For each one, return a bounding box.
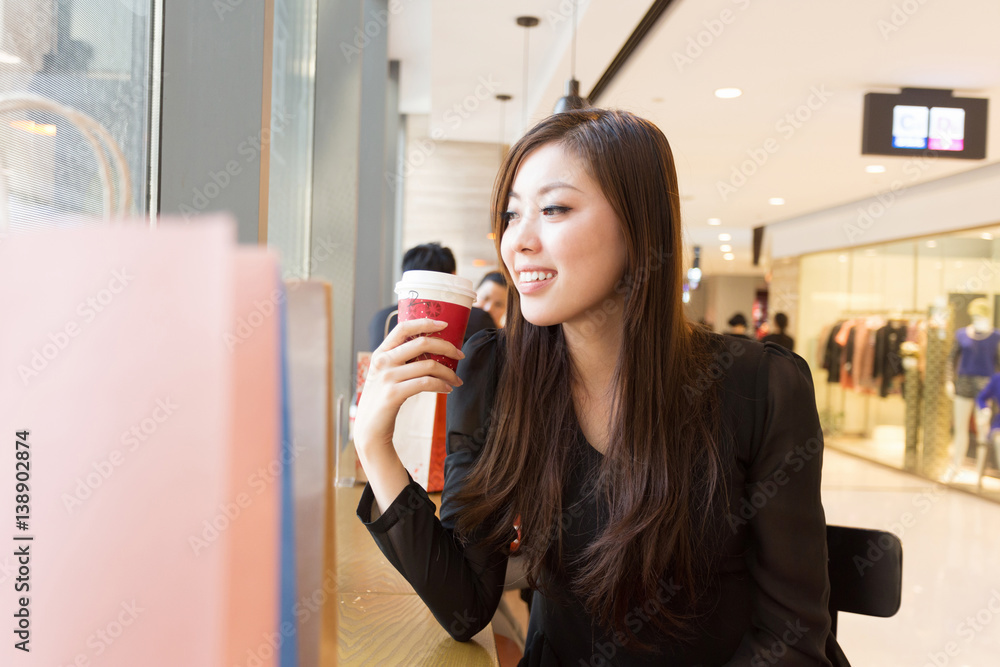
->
[474,271,508,328]
[726,312,752,339]
[368,242,494,351]
[762,312,795,351]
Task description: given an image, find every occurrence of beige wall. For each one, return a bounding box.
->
[401,115,502,286]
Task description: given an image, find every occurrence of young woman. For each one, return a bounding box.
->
[354,109,846,665]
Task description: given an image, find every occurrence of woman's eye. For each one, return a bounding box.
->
[542,205,570,216]
[500,210,519,224]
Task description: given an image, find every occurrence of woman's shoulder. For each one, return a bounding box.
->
[702,332,819,462]
[458,328,504,380]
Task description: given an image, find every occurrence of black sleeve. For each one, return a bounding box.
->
[356,330,508,641]
[725,343,836,666]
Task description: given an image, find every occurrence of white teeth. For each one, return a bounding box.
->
[519,271,555,284]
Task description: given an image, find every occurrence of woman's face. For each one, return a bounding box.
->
[474,280,507,328]
[500,142,627,330]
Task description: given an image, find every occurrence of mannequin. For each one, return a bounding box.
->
[974,378,1000,489]
[944,298,1000,481]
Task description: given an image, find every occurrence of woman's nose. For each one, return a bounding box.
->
[507,213,539,254]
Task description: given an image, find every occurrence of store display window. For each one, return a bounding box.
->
[796,226,1000,501]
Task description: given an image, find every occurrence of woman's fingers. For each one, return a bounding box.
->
[372,319,464,368]
[384,358,462,389]
[387,334,465,367]
[391,375,457,401]
[382,317,447,350]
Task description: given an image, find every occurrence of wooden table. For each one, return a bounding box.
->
[327,484,499,666]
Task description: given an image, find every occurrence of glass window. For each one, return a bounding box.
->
[0,0,154,230]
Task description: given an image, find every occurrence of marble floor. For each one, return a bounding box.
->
[823,448,1000,666]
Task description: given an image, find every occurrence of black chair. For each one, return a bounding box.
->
[826,525,903,635]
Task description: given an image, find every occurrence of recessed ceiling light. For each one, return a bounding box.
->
[982,233,993,240]
[866,165,886,173]
[769,197,785,206]
[487,232,496,240]
[720,244,732,252]
[926,240,937,248]
[472,258,488,267]
[719,233,732,241]
[838,255,848,263]
[723,253,735,261]
[715,88,742,99]
[708,218,722,225]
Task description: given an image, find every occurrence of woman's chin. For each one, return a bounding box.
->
[518,309,562,328]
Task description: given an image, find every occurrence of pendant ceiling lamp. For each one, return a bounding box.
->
[516,16,539,133]
[553,0,588,113]
[496,93,512,163]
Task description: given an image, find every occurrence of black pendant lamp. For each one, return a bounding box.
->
[516,16,539,133]
[553,0,588,113]
[496,93,512,163]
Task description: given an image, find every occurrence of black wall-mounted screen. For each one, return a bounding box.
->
[862,89,988,160]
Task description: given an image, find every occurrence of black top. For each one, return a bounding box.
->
[761,332,795,352]
[357,331,847,666]
[368,304,495,352]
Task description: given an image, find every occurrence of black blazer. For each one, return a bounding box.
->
[358,330,848,665]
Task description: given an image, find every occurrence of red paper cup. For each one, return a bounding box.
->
[395,270,477,371]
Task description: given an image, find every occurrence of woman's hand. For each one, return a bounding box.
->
[354,318,465,510]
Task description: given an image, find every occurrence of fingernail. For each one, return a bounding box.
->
[433,320,448,327]
[459,351,466,359]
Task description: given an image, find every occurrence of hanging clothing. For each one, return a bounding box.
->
[873,322,908,398]
[822,321,847,384]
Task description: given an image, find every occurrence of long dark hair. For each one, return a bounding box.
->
[453,109,725,647]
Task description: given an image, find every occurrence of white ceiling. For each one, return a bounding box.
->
[388,0,1000,277]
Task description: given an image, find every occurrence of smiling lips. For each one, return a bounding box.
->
[516,269,556,294]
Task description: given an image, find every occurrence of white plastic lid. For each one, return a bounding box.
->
[395,270,477,300]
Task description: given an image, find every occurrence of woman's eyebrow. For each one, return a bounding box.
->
[508,181,582,200]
